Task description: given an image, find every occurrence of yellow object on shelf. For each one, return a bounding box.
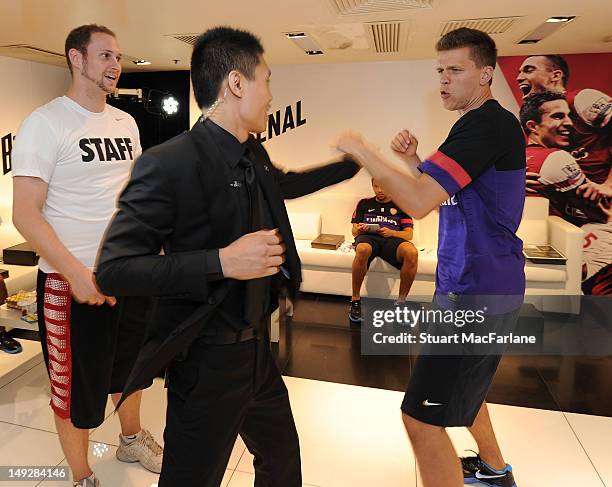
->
[5,290,37,312]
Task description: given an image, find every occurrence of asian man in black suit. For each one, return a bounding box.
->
[96,26,360,487]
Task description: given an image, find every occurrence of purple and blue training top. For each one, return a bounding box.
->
[418,99,526,311]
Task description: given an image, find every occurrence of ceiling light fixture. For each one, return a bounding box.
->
[284,32,324,56]
[518,16,576,44]
[162,95,179,115]
[545,16,574,23]
[142,89,180,117]
[133,59,151,66]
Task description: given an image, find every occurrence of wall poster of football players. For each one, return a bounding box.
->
[499,53,612,295]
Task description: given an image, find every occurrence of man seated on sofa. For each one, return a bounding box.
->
[349,178,419,323]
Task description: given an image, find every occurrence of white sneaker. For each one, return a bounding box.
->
[73,473,100,486]
[116,429,163,473]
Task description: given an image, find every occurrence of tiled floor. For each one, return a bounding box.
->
[0,359,610,486]
[1,292,610,486]
[281,293,612,417]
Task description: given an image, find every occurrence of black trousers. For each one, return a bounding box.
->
[159,336,301,486]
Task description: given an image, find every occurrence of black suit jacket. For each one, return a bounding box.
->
[97,121,358,398]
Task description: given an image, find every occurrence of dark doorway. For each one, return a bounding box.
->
[108,70,190,150]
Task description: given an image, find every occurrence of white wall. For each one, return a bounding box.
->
[2,56,520,245]
[190,58,520,229]
[0,56,69,226]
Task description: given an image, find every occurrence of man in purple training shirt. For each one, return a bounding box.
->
[335,28,525,487]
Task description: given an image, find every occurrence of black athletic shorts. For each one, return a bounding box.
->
[401,307,520,427]
[354,234,406,269]
[36,270,150,429]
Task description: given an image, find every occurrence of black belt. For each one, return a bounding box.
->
[198,327,258,345]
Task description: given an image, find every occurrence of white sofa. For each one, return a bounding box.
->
[0,193,584,337]
[286,194,583,314]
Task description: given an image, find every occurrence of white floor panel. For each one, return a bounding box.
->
[89,379,168,447]
[564,412,612,486]
[36,440,159,487]
[36,442,234,487]
[0,362,114,434]
[0,362,608,487]
[35,450,232,487]
[0,421,65,487]
[415,404,605,487]
[236,377,417,487]
[481,404,604,487]
[0,362,55,433]
[226,470,321,487]
[89,378,247,471]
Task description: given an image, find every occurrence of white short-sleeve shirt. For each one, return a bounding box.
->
[11,96,142,272]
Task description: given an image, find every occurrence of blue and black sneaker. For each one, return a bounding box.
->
[348,299,363,324]
[0,331,22,354]
[461,451,517,487]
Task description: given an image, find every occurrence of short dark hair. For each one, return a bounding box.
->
[65,24,116,74]
[543,55,570,88]
[435,27,497,68]
[191,26,264,108]
[519,91,567,134]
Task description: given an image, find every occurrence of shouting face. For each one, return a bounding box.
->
[437,47,492,112]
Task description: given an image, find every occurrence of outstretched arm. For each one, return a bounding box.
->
[275,156,360,199]
[336,131,449,219]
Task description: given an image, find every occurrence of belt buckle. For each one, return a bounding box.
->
[235,329,245,342]
[236,328,255,342]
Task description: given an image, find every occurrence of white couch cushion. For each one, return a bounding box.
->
[295,240,353,268]
[288,212,321,240]
[517,219,548,245]
[524,262,566,282]
[517,198,550,245]
[295,240,438,275]
[522,196,550,219]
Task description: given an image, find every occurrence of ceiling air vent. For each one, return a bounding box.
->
[365,21,410,53]
[440,17,521,36]
[168,34,200,46]
[0,44,147,70]
[330,0,432,16]
[0,44,65,66]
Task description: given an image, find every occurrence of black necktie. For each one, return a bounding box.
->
[239,152,269,328]
[239,154,263,231]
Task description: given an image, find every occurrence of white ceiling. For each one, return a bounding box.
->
[0,0,610,71]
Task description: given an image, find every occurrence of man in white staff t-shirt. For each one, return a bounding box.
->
[11,25,162,487]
